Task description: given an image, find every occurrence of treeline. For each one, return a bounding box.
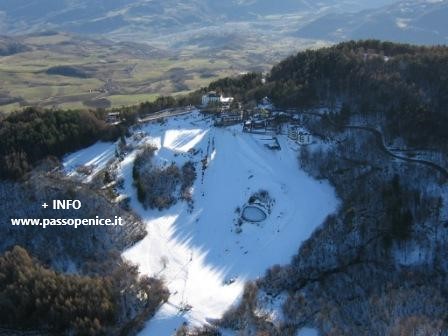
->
[0,92,205,180]
[206,40,448,150]
[267,40,448,150]
[207,72,264,101]
[0,246,114,334]
[0,246,169,335]
[137,93,201,117]
[381,174,414,245]
[115,93,203,127]
[0,108,122,180]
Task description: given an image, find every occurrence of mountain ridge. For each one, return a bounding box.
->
[295,0,448,44]
[0,0,397,37]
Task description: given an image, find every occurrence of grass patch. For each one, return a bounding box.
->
[0,102,21,114]
[108,93,159,107]
[0,32,288,113]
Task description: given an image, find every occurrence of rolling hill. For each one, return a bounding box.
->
[295,0,448,45]
[0,31,321,113]
[0,0,398,37]
[2,0,447,113]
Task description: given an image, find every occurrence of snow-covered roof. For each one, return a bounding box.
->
[220,97,234,103]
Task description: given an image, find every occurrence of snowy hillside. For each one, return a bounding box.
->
[63,110,338,334]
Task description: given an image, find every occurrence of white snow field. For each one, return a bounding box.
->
[63,141,115,181]
[63,110,338,335]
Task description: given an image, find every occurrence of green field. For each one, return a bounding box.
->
[0,33,256,113]
[108,93,159,106]
[0,32,325,113]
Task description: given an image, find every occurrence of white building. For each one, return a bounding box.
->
[202,91,234,107]
[220,96,234,104]
[106,112,121,124]
[288,126,313,145]
[258,96,274,110]
[202,91,220,106]
[298,131,313,145]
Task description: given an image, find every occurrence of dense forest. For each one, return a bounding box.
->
[0,246,169,335]
[0,156,169,335]
[0,246,116,334]
[0,108,121,179]
[208,40,448,151]
[207,72,264,102]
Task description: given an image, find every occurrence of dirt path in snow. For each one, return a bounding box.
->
[345,125,448,180]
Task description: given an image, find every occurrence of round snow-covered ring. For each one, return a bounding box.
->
[242,205,267,222]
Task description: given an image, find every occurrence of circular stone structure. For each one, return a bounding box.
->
[242,205,267,222]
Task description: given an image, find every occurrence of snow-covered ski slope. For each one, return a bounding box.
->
[63,141,116,182]
[63,110,338,335]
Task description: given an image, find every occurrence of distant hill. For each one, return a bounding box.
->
[4,1,447,48]
[0,36,30,56]
[295,0,448,45]
[0,31,287,113]
[0,0,397,37]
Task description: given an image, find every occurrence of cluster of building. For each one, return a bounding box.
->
[202,92,314,145]
[201,91,243,127]
[243,98,314,145]
[106,112,121,124]
[242,97,286,133]
[243,112,279,133]
[201,91,234,107]
[288,126,313,145]
[214,112,244,127]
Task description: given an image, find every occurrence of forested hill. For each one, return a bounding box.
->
[0,108,123,179]
[209,40,448,151]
